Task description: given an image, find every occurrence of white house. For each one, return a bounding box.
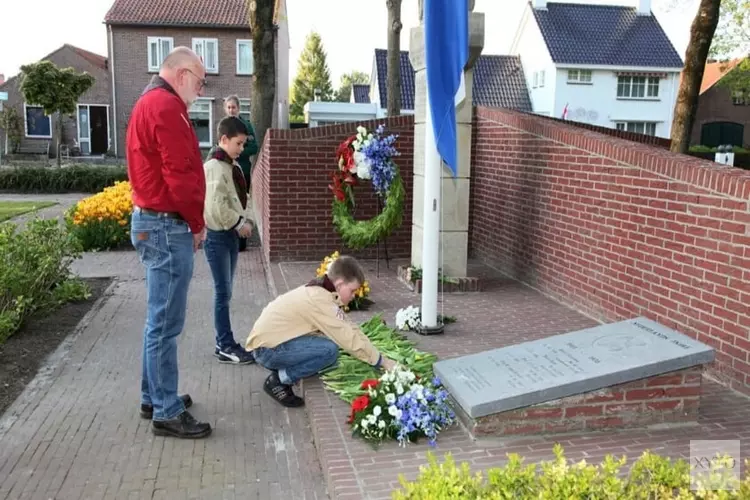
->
[510,0,684,138]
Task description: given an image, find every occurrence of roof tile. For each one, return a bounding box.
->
[532,2,683,68]
[104,0,250,28]
[374,49,532,113]
[352,84,370,103]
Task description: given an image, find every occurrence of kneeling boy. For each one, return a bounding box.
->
[246,255,395,407]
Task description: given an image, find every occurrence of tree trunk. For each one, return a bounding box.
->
[386,0,403,117]
[56,113,63,167]
[669,0,721,154]
[249,0,276,153]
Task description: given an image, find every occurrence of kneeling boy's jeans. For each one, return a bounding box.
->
[253,336,339,384]
[131,210,194,421]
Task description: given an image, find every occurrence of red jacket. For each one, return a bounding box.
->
[126,78,206,234]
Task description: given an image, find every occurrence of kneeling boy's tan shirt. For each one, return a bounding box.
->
[246,284,381,366]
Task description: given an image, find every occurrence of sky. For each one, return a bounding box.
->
[0,0,700,88]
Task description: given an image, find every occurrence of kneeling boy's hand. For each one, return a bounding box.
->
[380,356,397,371]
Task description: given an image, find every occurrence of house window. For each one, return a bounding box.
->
[539,70,545,87]
[189,99,213,147]
[193,38,219,74]
[239,98,251,121]
[567,69,592,84]
[532,71,538,88]
[148,37,174,72]
[24,104,52,138]
[615,121,657,136]
[236,40,254,75]
[617,75,659,98]
[732,91,747,105]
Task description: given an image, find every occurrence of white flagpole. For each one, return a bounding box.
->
[420,78,440,329]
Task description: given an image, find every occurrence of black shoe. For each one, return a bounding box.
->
[140,394,193,420]
[239,237,248,252]
[263,371,305,407]
[152,411,212,439]
[215,344,256,365]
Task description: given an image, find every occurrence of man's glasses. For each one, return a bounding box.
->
[184,68,207,89]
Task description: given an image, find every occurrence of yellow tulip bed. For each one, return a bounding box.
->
[66,181,133,251]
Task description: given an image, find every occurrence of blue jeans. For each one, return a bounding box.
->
[131,210,194,421]
[203,229,239,349]
[253,336,339,384]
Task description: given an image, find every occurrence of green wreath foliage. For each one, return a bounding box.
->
[331,165,405,250]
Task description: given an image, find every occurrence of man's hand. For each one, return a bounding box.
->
[193,227,206,252]
[380,356,397,371]
[238,221,253,238]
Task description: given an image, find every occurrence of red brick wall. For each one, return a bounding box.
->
[470,107,750,394]
[470,367,702,437]
[251,115,414,261]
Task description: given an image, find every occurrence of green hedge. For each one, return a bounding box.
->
[0,219,90,343]
[393,445,749,499]
[0,165,128,193]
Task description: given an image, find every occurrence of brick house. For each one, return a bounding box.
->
[104,0,290,158]
[690,58,750,148]
[0,44,111,158]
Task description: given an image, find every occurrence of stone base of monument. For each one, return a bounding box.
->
[455,366,702,438]
[434,317,714,440]
[396,265,483,293]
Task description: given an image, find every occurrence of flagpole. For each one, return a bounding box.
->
[420,80,440,329]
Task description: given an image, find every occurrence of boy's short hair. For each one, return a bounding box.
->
[217,116,248,140]
[328,255,365,285]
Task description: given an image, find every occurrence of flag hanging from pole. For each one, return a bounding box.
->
[424,0,470,177]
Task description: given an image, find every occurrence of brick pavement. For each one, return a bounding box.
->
[0,249,328,500]
[273,258,750,500]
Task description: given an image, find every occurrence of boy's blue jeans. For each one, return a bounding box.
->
[131,210,194,421]
[203,229,239,349]
[253,336,339,384]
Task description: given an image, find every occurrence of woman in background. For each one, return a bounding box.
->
[223,95,259,251]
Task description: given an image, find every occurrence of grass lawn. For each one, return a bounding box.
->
[0,201,57,222]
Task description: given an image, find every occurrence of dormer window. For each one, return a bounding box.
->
[567,69,592,84]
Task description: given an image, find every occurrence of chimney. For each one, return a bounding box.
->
[636,0,651,15]
[532,0,547,9]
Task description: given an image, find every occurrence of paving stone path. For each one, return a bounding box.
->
[0,195,328,499]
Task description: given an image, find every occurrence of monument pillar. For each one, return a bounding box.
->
[409,2,485,278]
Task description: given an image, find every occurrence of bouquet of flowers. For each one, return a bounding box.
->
[348,365,456,447]
[331,124,400,202]
[315,250,371,311]
[395,306,458,332]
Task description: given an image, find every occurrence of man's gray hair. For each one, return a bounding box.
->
[161,47,200,70]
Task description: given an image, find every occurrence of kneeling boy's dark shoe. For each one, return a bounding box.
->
[151,411,212,439]
[140,394,193,420]
[264,371,305,408]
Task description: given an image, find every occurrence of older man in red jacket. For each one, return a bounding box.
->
[127,46,211,439]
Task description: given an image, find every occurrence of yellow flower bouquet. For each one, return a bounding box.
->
[316,250,372,311]
[66,181,133,251]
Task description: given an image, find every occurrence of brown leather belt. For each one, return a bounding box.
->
[134,206,184,221]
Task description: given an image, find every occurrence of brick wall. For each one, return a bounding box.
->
[691,83,750,147]
[470,106,750,394]
[109,26,254,157]
[467,366,702,437]
[251,115,414,261]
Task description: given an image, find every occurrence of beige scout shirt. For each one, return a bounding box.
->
[245,285,382,366]
[203,158,253,231]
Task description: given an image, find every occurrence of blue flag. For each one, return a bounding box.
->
[424,0,469,177]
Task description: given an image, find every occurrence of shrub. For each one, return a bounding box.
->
[0,164,127,193]
[66,181,133,251]
[393,444,750,499]
[0,218,90,343]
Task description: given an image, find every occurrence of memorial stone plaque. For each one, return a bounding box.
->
[434,317,714,418]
